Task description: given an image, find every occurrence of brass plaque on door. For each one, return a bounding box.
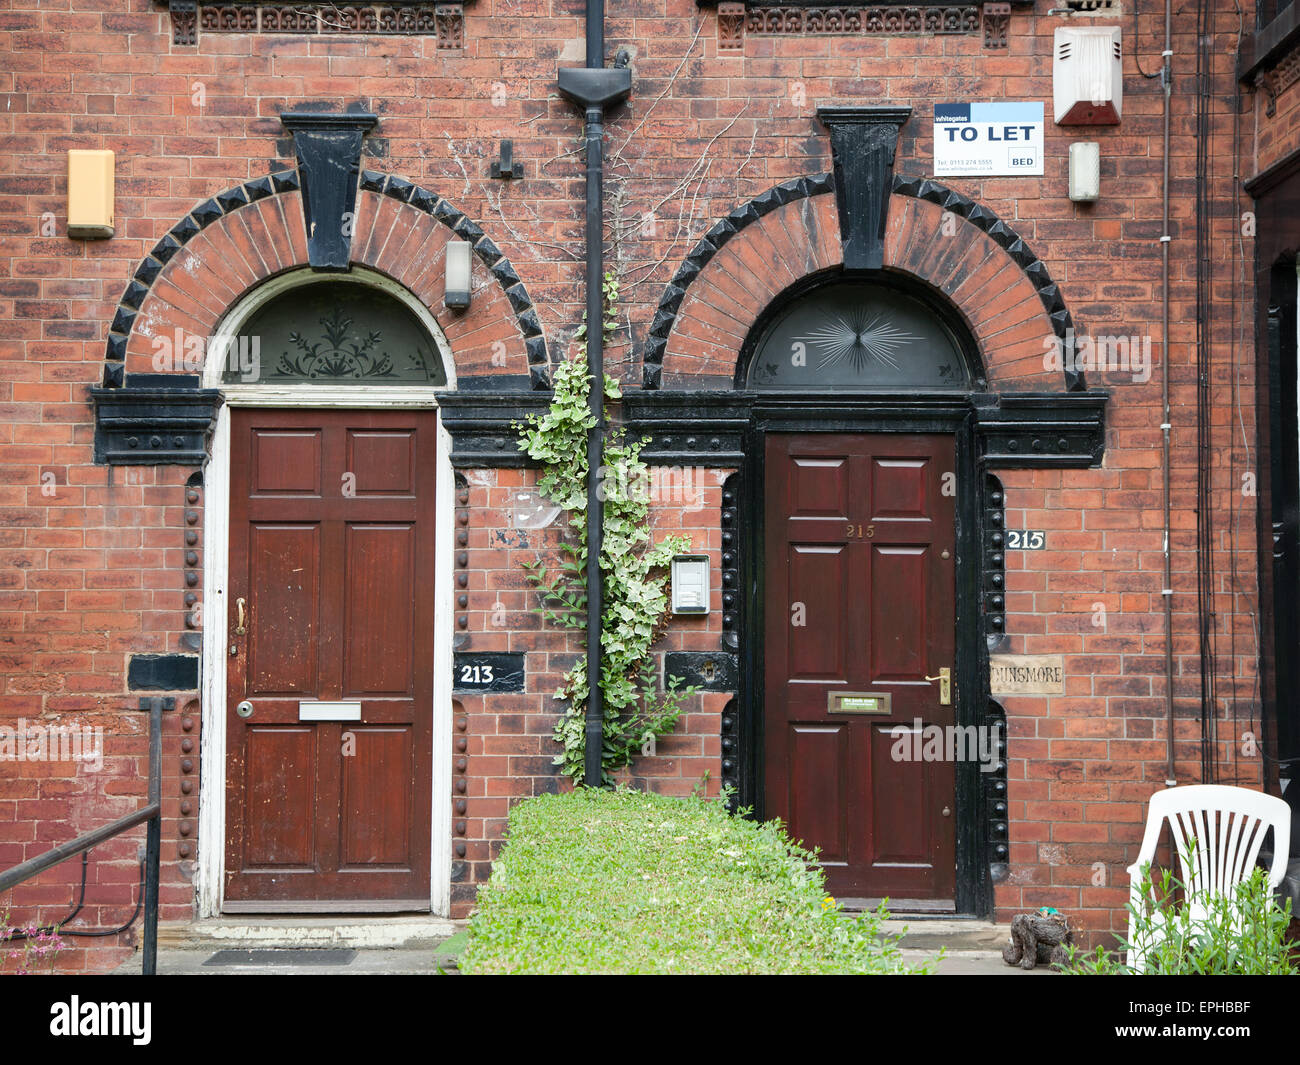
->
[827,691,891,715]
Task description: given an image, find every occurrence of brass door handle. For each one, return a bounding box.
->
[924,667,951,705]
[234,597,247,635]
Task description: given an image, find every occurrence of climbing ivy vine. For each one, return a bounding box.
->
[517,274,698,785]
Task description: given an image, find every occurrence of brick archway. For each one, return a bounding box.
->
[644,175,1081,393]
[102,169,549,390]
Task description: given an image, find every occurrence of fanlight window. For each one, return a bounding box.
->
[223,281,447,385]
[745,279,970,390]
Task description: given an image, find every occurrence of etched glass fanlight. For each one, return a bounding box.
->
[744,279,969,390]
[223,280,447,385]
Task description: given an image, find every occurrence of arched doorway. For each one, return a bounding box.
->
[631,169,1109,918]
[198,269,457,917]
[742,270,985,913]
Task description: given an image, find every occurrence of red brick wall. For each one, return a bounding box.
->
[450,465,729,914]
[0,0,1272,966]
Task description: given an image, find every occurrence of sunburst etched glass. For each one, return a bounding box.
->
[222,281,447,385]
[745,279,968,390]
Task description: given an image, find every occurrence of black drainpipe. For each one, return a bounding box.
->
[558,8,632,786]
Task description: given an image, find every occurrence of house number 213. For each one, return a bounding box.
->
[1005,530,1046,550]
[459,664,495,684]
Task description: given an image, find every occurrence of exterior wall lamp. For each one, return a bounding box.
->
[1068,141,1101,202]
[444,240,472,309]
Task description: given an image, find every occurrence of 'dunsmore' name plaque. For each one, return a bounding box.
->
[989,654,1065,695]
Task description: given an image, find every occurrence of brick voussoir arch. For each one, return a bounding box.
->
[644,173,1082,392]
[103,168,550,390]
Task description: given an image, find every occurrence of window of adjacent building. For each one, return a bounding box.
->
[1260,0,1297,29]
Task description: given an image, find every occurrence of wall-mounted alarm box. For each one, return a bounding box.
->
[670,554,710,615]
[67,149,115,240]
[1053,26,1122,126]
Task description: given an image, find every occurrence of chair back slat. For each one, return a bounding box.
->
[1220,812,1240,890]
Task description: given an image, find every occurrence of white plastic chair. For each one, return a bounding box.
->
[1125,784,1291,971]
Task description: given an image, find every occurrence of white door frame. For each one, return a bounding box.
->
[196,268,456,919]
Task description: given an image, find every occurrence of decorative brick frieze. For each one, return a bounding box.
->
[742,5,980,37]
[163,1,464,46]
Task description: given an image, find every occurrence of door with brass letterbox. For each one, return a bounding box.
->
[763,432,956,904]
[224,409,435,910]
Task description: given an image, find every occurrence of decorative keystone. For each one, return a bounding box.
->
[281,111,378,271]
[816,106,912,272]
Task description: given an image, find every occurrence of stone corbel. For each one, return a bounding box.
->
[982,2,1010,50]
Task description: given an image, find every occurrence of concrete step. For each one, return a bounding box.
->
[882,917,1009,952]
[155,915,462,950]
[114,945,462,976]
[887,920,1059,974]
[111,917,1053,976]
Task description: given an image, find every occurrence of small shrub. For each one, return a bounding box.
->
[1061,864,1298,975]
[460,788,939,975]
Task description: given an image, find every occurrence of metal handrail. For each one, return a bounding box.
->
[0,696,166,975]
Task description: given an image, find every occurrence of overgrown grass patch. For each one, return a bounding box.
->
[459,788,937,974]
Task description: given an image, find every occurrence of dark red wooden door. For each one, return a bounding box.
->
[764,433,957,905]
[224,409,435,910]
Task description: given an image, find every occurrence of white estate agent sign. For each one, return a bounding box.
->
[934,102,1044,177]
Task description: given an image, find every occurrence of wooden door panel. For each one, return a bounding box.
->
[791,457,851,517]
[339,727,414,867]
[346,430,416,496]
[226,409,435,909]
[869,457,929,520]
[251,430,322,495]
[246,524,319,695]
[343,524,415,696]
[869,545,926,682]
[765,432,957,904]
[242,726,316,868]
[787,724,849,864]
[787,545,848,682]
[869,722,930,863]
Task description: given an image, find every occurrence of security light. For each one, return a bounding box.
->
[1068,141,1101,202]
[445,240,472,309]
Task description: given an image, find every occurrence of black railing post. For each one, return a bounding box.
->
[140,696,165,976]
